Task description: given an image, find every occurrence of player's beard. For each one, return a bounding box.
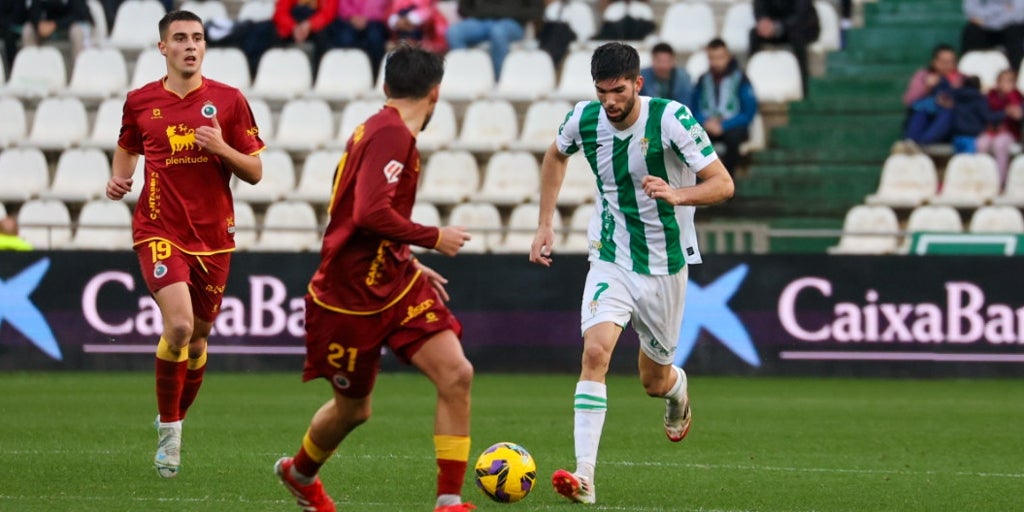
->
[606,94,636,123]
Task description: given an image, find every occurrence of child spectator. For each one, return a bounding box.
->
[952,75,1001,153]
[977,69,1024,185]
[388,0,448,54]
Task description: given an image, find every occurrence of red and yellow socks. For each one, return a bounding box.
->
[155,337,187,423]
[179,350,207,419]
[292,430,335,483]
[434,434,470,500]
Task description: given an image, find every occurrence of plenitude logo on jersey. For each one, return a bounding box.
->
[0,258,62,361]
[675,264,759,367]
[164,121,210,166]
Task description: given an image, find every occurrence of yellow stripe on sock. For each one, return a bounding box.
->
[187,350,207,370]
[156,337,188,362]
[302,431,334,464]
[434,435,470,462]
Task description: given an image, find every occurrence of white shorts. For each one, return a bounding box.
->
[580,259,688,365]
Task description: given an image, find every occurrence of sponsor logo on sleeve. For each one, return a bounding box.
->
[383,160,404,184]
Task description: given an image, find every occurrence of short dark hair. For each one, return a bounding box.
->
[651,42,674,57]
[591,42,640,82]
[962,75,981,90]
[159,10,204,40]
[384,44,445,99]
[931,43,956,60]
[706,38,728,51]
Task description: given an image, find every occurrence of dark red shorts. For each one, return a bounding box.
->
[302,275,462,398]
[134,240,231,323]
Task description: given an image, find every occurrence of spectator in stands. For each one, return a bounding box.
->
[22,0,94,59]
[690,38,759,174]
[327,0,390,77]
[961,0,1024,71]
[446,0,545,79]
[595,0,655,41]
[241,0,337,78]
[903,44,964,147]
[840,0,852,48]
[639,43,692,106]
[952,75,1002,153]
[749,0,819,98]
[388,0,448,54]
[0,0,26,77]
[0,215,32,251]
[977,69,1024,185]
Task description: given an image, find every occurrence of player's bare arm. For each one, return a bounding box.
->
[530,143,570,267]
[106,147,139,200]
[435,226,471,257]
[641,160,735,206]
[194,116,263,184]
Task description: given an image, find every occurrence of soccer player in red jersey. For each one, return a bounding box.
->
[105,10,264,478]
[274,45,475,512]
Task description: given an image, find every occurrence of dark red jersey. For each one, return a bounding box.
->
[308,105,440,314]
[118,77,265,254]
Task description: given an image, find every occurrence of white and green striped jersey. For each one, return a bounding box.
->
[556,96,718,275]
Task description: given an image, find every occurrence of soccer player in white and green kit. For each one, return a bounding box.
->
[529,42,735,505]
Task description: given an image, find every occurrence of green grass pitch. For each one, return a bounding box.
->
[0,372,1021,511]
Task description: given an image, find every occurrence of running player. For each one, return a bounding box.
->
[105,10,265,478]
[529,42,735,504]
[273,45,475,512]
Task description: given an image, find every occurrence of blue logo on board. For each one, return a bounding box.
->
[675,264,759,367]
[0,258,61,360]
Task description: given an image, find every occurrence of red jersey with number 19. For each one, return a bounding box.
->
[118,78,265,254]
[308,105,441,315]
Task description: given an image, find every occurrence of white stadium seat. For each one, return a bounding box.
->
[959,50,1011,91]
[42,148,112,202]
[969,206,1024,233]
[828,205,900,255]
[418,100,457,152]
[747,50,804,102]
[2,46,66,97]
[410,202,442,253]
[477,151,541,205]
[232,149,295,203]
[866,153,938,208]
[440,49,495,101]
[25,97,89,150]
[931,153,1000,207]
[555,50,596,101]
[247,98,275,146]
[0,201,5,218]
[252,200,321,252]
[314,49,374,100]
[71,200,134,249]
[274,98,333,151]
[562,203,594,253]
[546,0,596,43]
[558,153,596,206]
[237,0,275,21]
[107,0,166,50]
[721,2,755,53]
[87,0,109,42]
[812,1,842,54]
[204,47,251,89]
[289,149,344,204]
[82,98,123,150]
[493,49,556,101]
[513,100,574,153]
[131,49,165,89]
[659,3,716,53]
[336,100,383,146]
[492,203,560,254]
[994,155,1024,206]
[0,148,48,201]
[179,0,228,22]
[452,99,518,152]
[447,203,502,253]
[417,150,480,205]
[67,47,128,100]
[740,113,767,155]
[686,51,709,81]
[231,200,258,249]
[0,97,26,147]
[251,48,313,100]
[906,205,964,234]
[18,199,73,249]
[121,155,146,204]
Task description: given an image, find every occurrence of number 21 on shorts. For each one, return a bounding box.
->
[327,343,359,372]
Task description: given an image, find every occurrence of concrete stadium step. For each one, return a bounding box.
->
[770,125,902,151]
[752,147,891,166]
[788,96,905,115]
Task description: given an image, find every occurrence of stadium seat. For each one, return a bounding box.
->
[87,0,108,42]
[237,0,275,21]
[313,49,374,101]
[0,148,48,201]
[417,150,480,205]
[410,202,442,253]
[994,155,1024,206]
[601,0,653,24]
[659,3,716,53]
[906,205,964,234]
[492,203,560,254]
[131,48,165,89]
[827,205,900,254]
[289,149,344,204]
[204,48,251,89]
[274,98,333,152]
[451,99,518,152]
[721,2,754,53]
[247,98,275,146]
[865,153,938,208]
[477,151,541,205]
[107,0,165,50]
[232,149,295,203]
[82,98,122,150]
[811,1,841,54]
[70,200,133,249]
[562,203,594,253]
[959,50,1010,91]
[555,50,596,101]
[747,50,803,102]
[0,56,4,86]
[558,153,596,206]
[493,49,556,101]
[739,113,766,155]
[179,0,228,22]
[121,154,146,203]
[67,47,128,100]
[231,200,257,250]
[545,0,596,43]
[252,200,321,251]
[446,203,502,253]
[418,100,457,152]
[336,100,383,146]
[0,97,26,147]
[41,148,111,203]
[686,50,709,81]
[513,100,574,153]
[969,205,1024,233]
[0,201,6,219]
[2,46,66,97]
[440,48,495,101]
[251,48,313,100]
[25,97,89,150]
[931,153,1000,207]
[18,199,73,249]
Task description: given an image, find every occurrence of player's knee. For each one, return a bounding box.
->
[581,344,612,371]
[443,358,474,395]
[163,318,194,346]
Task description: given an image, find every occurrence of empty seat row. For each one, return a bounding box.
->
[867,153,1024,209]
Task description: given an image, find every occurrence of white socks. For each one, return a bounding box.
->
[664,366,688,418]
[435,494,461,507]
[573,380,607,481]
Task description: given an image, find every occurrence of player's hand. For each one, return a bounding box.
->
[529,226,556,267]
[416,261,450,302]
[642,175,680,205]
[435,226,471,256]
[106,175,133,200]
[195,116,228,156]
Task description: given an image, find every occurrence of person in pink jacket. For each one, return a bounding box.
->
[977,69,1024,186]
[388,0,448,54]
[328,0,390,75]
[903,44,965,145]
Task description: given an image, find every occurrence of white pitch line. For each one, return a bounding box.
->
[608,460,1024,479]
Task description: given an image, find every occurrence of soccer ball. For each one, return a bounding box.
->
[474,442,537,503]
